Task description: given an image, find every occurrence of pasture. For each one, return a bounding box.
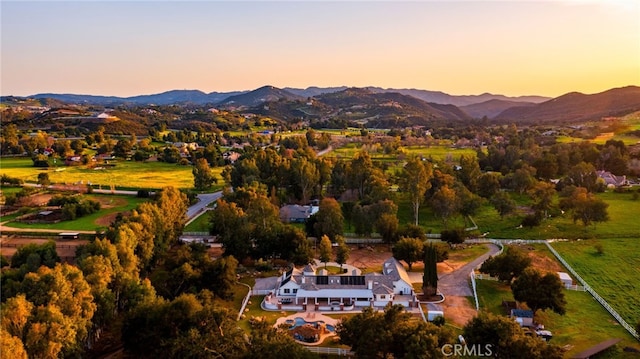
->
[0,157,225,190]
[475,279,639,358]
[4,193,148,231]
[551,238,640,327]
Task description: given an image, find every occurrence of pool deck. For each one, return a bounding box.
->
[274,312,340,346]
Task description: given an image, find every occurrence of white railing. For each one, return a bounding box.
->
[236,283,252,321]
[545,242,639,340]
[304,346,354,356]
[470,270,479,311]
[467,238,638,340]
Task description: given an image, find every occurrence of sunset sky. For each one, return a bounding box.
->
[1,1,639,98]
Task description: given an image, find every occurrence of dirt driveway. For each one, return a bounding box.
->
[346,243,499,327]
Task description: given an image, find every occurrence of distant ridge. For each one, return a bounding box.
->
[27,86,551,107]
[460,99,537,119]
[31,89,244,106]
[218,85,303,107]
[494,86,640,123]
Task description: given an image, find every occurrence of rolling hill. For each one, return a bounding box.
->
[494,86,640,124]
[460,99,537,119]
[217,85,304,107]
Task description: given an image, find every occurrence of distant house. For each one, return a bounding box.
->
[596,170,628,188]
[511,309,534,327]
[223,151,241,163]
[65,155,82,166]
[279,204,319,223]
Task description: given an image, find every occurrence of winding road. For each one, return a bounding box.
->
[437,243,501,296]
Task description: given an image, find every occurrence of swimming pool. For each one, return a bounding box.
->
[286,317,336,332]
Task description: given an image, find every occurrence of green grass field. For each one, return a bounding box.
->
[551,238,640,327]
[475,279,639,358]
[326,143,477,164]
[0,157,225,190]
[4,194,147,231]
[184,211,212,232]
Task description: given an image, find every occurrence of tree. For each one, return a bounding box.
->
[318,235,332,268]
[210,200,252,260]
[313,197,343,241]
[457,154,481,192]
[479,246,531,282]
[334,236,349,269]
[192,158,217,190]
[290,156,319,203]
[392,237,424,270]
[440,228,466,245]
[463,312,564,359]
[337,304,454,359]
[399,156,432,225]
[423,244,438,297]
[477,172,501,199]
[430,185,458,228]
[37,172,50,186]
[559,186,610,227]
[376,213,399,246]
[512,268,567,315]
[490,191,516,218]
[246,320,318,359]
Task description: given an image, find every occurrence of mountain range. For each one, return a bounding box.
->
[10,85,640,124]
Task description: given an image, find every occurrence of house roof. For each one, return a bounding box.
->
[511,309,534,318]
[372,283,394,295]
[382,257,413,285]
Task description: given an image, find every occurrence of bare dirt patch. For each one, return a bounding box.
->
[18,193,53,207]
[94,212,123,227]
[0,236,88,262]
[92,196,127,209]
[440,296,477,327]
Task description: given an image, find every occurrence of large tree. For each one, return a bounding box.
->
[399,156,432,225]
[511,268,567,315]
[479,246,531,282]
[192,158,217,190]
[318,235,332,268]
[392,237,424,270]
[423,243,438,297]
[463,312,564,359]
[314,197,344,241]
[337,304,454,359]
[334,236,349,269]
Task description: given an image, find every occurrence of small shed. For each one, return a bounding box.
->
[59,232,79,240]
[511,309,534,327]
[426,303,444,321]
[557,272,572,288]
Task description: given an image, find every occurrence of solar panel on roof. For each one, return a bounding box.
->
[316,276,329,285]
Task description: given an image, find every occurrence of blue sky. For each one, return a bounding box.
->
[2,1,639,97]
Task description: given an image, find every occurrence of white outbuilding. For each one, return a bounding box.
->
[557,272,573,288]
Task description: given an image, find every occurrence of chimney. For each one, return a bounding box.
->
[368,280,373,290]
[302,277,306,284]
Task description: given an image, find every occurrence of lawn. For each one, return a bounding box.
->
[0,157,225,190]
[326,143,477,164]
[4,194,147,231]
[184,211,212,232]
[475,279,639,358]
[469,191,640,240]
[551,238,640,327]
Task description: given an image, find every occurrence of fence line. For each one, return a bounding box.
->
[304,346,354,356]
[236,283,252,321]
[544,242,639,340]
[471,238,640,339]
[470,270,479,311]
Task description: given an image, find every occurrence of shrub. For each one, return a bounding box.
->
[521,214,541,228]
[137,189,150,198]
[440,228,466,244]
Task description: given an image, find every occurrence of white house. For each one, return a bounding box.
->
[268,258,417,311]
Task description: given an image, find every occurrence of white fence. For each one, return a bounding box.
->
[469,238,640,340]
[544,242,639,340]
[236,283,252,321]
[304,346,354,356]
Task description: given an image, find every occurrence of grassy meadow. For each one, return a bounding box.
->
[475,279,639,358]
[551,238,640,327]
[0,157,225,190]
[4,194,148,231]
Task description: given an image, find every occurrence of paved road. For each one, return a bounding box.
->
[437,243,501,296]
[187,191,223,220]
